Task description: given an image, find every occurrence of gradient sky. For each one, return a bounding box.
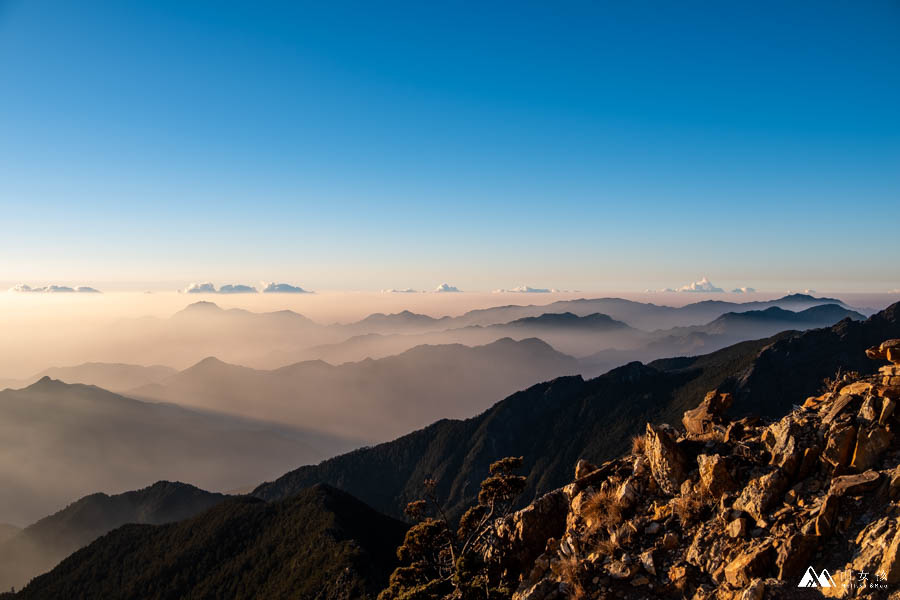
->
[1,1,898,292]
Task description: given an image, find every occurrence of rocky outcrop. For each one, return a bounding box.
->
[487,340,900,599]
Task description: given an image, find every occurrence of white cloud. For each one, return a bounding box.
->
[262,282,311,294]
[9,283,101,293]
[218,284,258,294]
[676,277,724,293]
[434,283,461,293]
[786,289,817,295]
[182,282,217,294]
[382,288,421,293]
[492,285,554,294]
[730,287,756,294]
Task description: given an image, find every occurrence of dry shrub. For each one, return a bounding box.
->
[820,368,862,395]
[631,434,646,455]
[581,485,624,534]
[555,555,588,599]
[671,490,706,527]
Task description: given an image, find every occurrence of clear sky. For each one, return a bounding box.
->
[1,0,898,292]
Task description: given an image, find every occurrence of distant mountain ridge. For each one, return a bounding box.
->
[0,378,350,526]
[254,301,900,521]
[0,482,225,592]
[131,337,579,442]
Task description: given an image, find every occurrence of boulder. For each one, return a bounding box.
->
[683,391,733,435]
[726,517,748,539]
[492,489,569,574]
[733,469,788,522]
[765,418,803,475]
[847,516,900,585]
[829,470,881,496]
[822,421,857,468]
[850,424,893,471]
[697,454,735,498]
[645,423,688,496]
[822,394,861,424]
[776,533,819,579]
[839,381,873,396]
[574,458,597,480]
[866,339,900,362]
[723,543,774,588]
[815,494,840,537]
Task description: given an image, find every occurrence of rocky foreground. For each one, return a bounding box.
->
[488,340,900,599]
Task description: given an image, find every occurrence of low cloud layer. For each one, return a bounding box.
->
[261,282,310,294]
[730,287,756,294]
[218,284,257,294]
[182,282,218,294]
[382,288,421,293]
[434,283,461,293]
[181,282,310,294]
[677,277,724,293]
[492,285,554,294]
[9,284,101,293]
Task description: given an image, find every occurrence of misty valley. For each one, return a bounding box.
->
[2,291,896,598]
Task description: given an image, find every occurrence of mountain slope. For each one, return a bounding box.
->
[254,302,900,521]
[0,482,225,592]
[0,378,351,526]
[133,337,579,442]
[12,485,407,600]
[0,363,177,394]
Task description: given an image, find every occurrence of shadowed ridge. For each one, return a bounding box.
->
[12,484,407,600]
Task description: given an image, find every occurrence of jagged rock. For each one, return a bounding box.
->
[845,516,900,585]
[858,394,881,422]
[640,549,656,575]
[866,339,900,362]
[615,477,638,507]
[726,517,747,538]
[697,454,735,498]
[723,542,774,588]
[815,493,840,537]
[776,533,818,579]
[764,418,803,475]
[493,489,569,574]
[687,521,732,583]
[876,384,900,399]
[739,579,765,600]
[830,470,881,496]
[881,397,897,425]
[667,562,693,592]
[733,468,788,521]
[839,381,874,396]
[574,458,597,480]
[850,424,893,470]
[822,394,861,424]
[822,421,857,468]
[890,466,900,500]
[644,423,688,496]
[683,391,733,435]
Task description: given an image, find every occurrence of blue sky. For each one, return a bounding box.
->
[1,0,898,291]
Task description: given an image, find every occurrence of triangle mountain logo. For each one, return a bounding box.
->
[798,566,836,588]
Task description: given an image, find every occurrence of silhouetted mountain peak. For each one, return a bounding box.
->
[178,301,222,313]
[22,376,70,393]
